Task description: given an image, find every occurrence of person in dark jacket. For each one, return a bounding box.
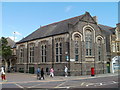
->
[40,68,45,80]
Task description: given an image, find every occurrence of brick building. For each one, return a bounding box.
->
[16,12,115,76]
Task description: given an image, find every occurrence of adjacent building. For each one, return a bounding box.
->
[16,12,115,76]
[1,37,16,71]
[111,23,120,73]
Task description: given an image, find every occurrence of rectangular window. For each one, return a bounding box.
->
[41,45,47,62]
[59,43,62,62]
[29,44,34,63]
[55,42,62,62]
[19,47,24,63]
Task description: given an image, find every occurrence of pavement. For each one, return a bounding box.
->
[0,72,118,84]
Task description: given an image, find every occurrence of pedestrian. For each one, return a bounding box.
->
[36,67,40,80]
[64,66,68,77]
[49,67,54,78]
[1,67,7,81]
[40,68,45,80]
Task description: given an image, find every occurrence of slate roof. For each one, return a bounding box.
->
[17,12,114,45]
[16,13,86,44]
[98,24,115,53]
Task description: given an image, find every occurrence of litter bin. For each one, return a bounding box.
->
[91,67,95,76]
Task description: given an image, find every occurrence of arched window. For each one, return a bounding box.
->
[97,38,102,61]
[74,34,81,61]
[85,29,93,56]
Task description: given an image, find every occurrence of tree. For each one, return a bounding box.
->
[0,37,12,71]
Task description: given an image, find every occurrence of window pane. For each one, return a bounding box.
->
[45,56,46,62]
[75,48,78,54]
[56,48,58,54]
[60,55,62,62]
[89,49,92,56]
[42,56,44,62]
[56,43,58,47]
[75,55,79,61]
[56,55,58,62]
[60,47,62,54]
[60,43,62,47]
[86,49,88,56]
[32,57,34,62]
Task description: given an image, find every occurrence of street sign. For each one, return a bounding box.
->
[66,56,69,61]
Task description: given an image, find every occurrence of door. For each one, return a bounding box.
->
[107,62,110,73]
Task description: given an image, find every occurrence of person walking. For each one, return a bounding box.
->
[36,67,40,80]
[64,66,68,77]
[49,67,54,78]
[40,68,45,80]
[1,67,7,81]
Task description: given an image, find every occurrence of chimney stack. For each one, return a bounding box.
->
[93,16,98,24]
[116,23,120,29]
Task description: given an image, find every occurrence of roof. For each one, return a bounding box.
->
[17,14,85,44]
[17,12,114,44]
[98,24,114,53]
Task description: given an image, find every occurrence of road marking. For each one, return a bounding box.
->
[86,81,119,87]
[81,82,85,86]
[54,81,67,88]
[112,81,118,83]
[14,83,24,88]
[28,83,44,88]
[1,79,64,84]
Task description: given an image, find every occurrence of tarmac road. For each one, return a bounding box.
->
[1,73,119,90]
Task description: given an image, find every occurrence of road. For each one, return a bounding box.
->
[1,73,119,90]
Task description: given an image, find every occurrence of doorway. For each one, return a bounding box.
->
[107,62,110,73]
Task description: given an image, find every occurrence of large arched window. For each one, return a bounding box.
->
[74,34,81,61]
[97,38,102,61]
[85,29,93,56]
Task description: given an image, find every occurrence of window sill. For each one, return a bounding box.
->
[85,56,95,58]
